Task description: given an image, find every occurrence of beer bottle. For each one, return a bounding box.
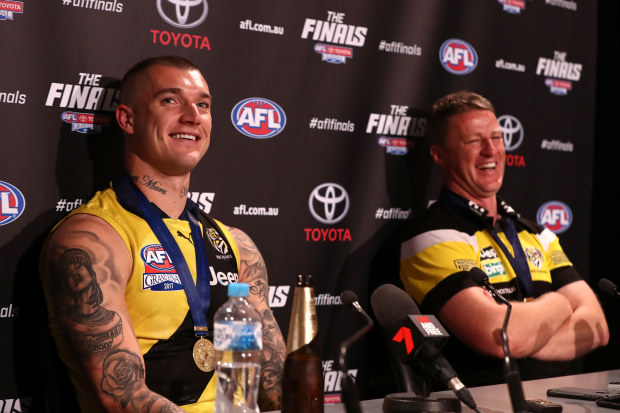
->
[281,274,324,413]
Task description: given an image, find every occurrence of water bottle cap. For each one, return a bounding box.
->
[228,282,249,297]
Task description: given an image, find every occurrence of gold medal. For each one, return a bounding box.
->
[192,337,215,372]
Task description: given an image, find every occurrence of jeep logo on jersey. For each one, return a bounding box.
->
[0,181,25,226]
[537,201,573,234]
[206,227,228,255]
[156,0,208,29]
[141,244,174,271]
[231,97,286,138]
[309,183,349,224]
[498,114,524,151]
[439,38,478,75]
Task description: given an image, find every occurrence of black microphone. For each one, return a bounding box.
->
[370,284,478,412]
[339,290,374,413]
[598,278,620,298]
[470,267,527,413]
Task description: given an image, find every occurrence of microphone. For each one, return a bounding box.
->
[370,284,478,412]
[598,278,620,298]
[339,290,374,413]
[469,267,527,413]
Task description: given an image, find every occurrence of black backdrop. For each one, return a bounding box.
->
[1,1,619,411]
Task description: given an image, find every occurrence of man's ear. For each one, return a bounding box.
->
[430,144,445,167]
[116,104,134,134]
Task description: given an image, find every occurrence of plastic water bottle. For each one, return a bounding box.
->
[214,283,262,413]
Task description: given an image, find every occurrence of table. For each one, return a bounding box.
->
[271,370,620,412]
[430,369,620,412]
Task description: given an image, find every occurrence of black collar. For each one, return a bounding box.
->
[438,187,520,227]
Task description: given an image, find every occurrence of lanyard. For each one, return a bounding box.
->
[487,217,534,298]
[126,176,211,337]
[439,188,534,298]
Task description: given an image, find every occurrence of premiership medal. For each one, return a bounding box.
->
[193,337,215,372]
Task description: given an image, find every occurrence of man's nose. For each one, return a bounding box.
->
[180,102,202,124]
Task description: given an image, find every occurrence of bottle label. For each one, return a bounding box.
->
[214,321,263,351]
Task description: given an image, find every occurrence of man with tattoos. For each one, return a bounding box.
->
[41,56,286,412]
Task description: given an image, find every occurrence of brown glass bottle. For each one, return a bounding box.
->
[281,274,324,413]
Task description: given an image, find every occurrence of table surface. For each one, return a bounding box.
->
[272,369,620,413]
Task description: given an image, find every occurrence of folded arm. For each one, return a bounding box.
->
[439,285,574,359]
[529,280,609,360]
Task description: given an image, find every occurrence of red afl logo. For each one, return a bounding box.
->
[231,97,286,139]
[439,38,478,75]
[537,201,572,234]
[140,244,175,271]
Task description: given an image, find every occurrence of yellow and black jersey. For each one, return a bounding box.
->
[399,187,582,385]
[46,175,240,412]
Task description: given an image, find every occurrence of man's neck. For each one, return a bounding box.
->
[446,185,499,223]
[125,165,191,219]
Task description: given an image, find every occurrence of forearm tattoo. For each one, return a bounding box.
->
[259,309,286,410]
[229,227,285,410]
[101,349,181,412]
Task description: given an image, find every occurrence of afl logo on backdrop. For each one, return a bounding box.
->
[439,38,478,75]
[309,183,350,225]
[231,97,286,139]
[0,181,25,226]
[157,0,208,29]
[537,201,573,234]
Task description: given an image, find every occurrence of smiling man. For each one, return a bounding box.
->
[399,91,608,386]
[41,56,286,412]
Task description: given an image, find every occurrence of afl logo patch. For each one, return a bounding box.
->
[140,244,174,271]
[231,97,286,139]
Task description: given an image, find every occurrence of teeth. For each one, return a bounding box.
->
[477,162,496,170]
[171,134,197,141]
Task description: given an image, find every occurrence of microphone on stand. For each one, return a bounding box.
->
[370,284,479,413]
[598,278,620,298]
[339,290,374,413]
[469,267,527,413]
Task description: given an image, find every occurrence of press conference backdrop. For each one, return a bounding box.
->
[0,0,603,410]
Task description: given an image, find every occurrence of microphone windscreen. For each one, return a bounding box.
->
[341,290,359,307]
[469,267,489,286]
[598,278,618,296]
[370,284,419,333]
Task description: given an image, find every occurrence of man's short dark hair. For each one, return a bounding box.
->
[119,55,200,104]
[426,91,495,146]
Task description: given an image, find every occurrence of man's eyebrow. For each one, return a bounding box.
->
[154,88,212,100]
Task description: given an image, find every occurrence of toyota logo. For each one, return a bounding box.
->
[498,114,524,151]
[157,0,208,29]
[308,183,350,225]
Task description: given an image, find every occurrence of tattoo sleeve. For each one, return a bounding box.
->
[229,227,286,411]
[45,230,185,413]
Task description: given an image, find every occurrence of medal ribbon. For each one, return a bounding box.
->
[126,177,211,337]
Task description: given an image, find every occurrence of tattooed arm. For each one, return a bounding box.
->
[229,227,286,412]
[41,214,186,413]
